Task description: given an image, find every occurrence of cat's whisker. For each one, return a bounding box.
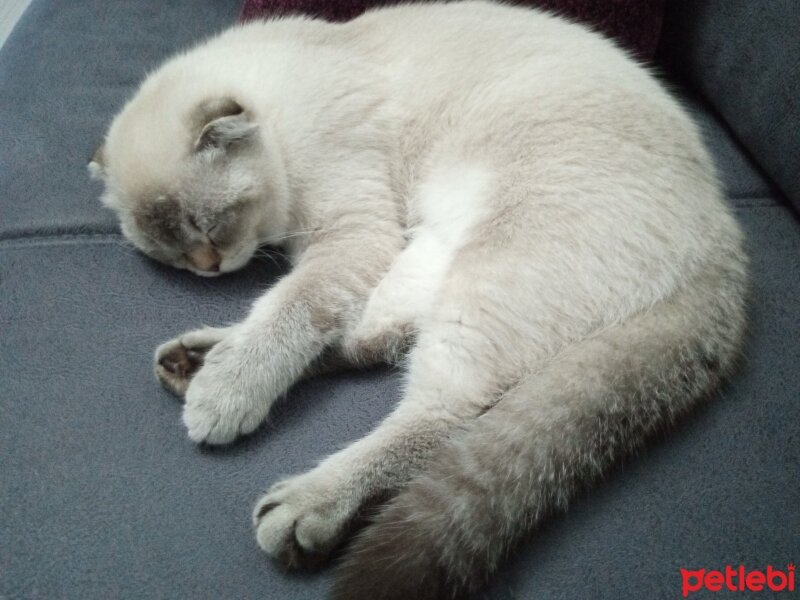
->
[254,254,282,271]
[261,227,328,244]
[252,247,287,270]
[110,238,143,258]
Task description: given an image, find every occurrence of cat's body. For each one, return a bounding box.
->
[92,2,748,598]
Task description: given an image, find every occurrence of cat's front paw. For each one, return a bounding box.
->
[182,337,270,444]
[155,326,231,396]
[253,471,355,569]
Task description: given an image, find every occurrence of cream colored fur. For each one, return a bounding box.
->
[93,2,748,598]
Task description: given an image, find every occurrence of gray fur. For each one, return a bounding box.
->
[333,265,747,599]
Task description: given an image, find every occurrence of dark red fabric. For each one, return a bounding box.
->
[239,0,665,60]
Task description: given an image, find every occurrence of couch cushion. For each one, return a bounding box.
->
[2,1,798,599]
[659,0,800,210]
[677,88,781,204]
[2,204,798,599]
[0,239,375,599]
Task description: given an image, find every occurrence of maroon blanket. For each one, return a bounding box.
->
[240,0,665,60]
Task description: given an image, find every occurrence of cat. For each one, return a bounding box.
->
[89,1,748,598]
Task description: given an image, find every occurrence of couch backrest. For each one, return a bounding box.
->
[658,0,799,210]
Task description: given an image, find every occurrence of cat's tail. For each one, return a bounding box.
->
[332,269,747,600]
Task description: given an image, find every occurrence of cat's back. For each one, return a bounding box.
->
[343,4,708,188]
[348,2,658,101]
[195,2,687,136]
[343,2,703,170]
[139,1,718,221]
[214,2,658,102]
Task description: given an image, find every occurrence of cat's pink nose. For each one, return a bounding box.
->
[187,246,221,272]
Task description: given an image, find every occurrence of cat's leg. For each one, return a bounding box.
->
[253,314,512,566]
[297,347,361,379]
[332,270,748,600]
[341,235,435,365]
[181,216,405,444]
[346,163,502,367]
[254,163,506,563]
[299,235,443,378]
[155,247,421,400]
[154,326,236,396]
[158,327,353,394]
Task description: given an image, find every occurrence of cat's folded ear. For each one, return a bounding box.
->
[193,97,258,153]
[88,143,106,180]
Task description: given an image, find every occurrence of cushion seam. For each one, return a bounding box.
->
[0,232,125,250]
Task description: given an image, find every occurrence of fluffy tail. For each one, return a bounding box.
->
[332,272,746,600]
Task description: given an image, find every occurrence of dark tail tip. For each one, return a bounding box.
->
[331,497,461,600]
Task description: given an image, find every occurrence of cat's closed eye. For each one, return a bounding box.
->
[201,201,253,249]
[186,213,202,232]
[206,223,224,245]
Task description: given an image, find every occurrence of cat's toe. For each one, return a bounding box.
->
[182,363,267,444]
[254,502,328,569]
[182,397,248,444]
[253,477,351,569]
[182,402,220,443]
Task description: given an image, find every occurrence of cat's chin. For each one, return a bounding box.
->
[186,266,223,278]
[185,257,251,277]
[183,242,258,277]
[220,242,258,273]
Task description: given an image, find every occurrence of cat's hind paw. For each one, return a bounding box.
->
[253,472,354,569]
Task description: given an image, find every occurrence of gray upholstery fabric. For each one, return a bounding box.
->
[2,1,799,599]
[676,89,780,204]
[659,0,800,210]
[0,0,239,240]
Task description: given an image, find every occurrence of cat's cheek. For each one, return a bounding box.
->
[220,240,259,273]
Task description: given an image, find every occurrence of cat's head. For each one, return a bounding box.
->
[91,87,288,277]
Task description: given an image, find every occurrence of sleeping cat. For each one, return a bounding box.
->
[89,2,748,598]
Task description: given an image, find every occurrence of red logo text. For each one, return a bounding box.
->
[681,564,795,597]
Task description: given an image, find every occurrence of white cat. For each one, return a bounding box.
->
[90,2,748,598]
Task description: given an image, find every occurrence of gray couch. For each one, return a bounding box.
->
[2,1,798,598]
